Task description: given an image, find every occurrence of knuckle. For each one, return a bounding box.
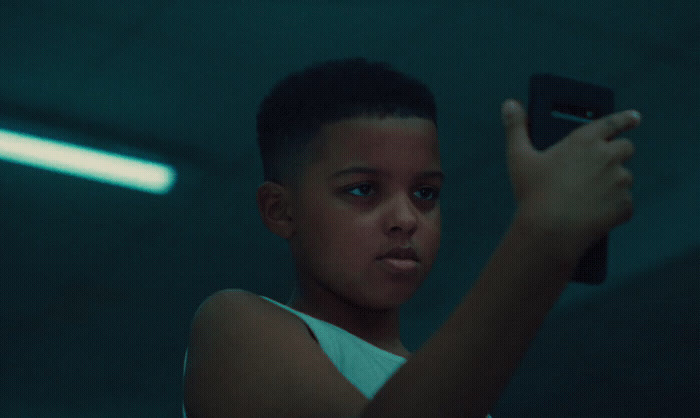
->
[617,168,634,187]
[602,144,617,161]
[606,139,635,164]
[619,193,635,222]
[605,114,624,133]
[605,116,619,130]
[619,139,636,159]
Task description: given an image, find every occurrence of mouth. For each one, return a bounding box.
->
[377,247,420,273]
[380,247,419,261]
[379,258,419,273]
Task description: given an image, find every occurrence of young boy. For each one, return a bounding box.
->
[183,58,640,417]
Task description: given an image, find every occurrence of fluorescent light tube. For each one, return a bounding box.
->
[0,127,176,194]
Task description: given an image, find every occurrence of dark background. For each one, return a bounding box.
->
[0,1,697,416]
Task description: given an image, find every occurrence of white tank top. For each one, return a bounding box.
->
[259,295,407,399]
[182,294,406,417]
[183,295,492,417]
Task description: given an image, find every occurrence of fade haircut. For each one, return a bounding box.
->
[256,57,437,186]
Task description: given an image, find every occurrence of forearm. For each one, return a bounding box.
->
[362,213,575,417]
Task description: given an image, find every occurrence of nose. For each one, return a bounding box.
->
[383,192,418,236]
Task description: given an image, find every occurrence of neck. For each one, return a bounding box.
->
[286,283,410,358]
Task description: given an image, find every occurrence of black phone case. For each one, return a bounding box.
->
[528,73,614,284]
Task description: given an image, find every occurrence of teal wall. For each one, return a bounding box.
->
[0,1,697,415]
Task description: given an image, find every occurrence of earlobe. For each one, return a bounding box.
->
[256,181,295,240]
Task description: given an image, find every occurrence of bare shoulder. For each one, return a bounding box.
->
[184,289,367,417]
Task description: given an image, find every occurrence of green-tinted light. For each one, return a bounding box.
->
[0,127,176,194]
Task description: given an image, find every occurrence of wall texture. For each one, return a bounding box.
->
[0,1,697,415]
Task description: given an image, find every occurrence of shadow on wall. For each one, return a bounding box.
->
[496,245,700,416]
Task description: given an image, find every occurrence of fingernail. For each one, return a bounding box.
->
[630,110,641,122]
[502,100,518,123]
[503,100,518,115]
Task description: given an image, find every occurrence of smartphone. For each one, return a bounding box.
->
[528,73,615,284]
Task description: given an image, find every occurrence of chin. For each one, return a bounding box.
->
[362,283,421,310]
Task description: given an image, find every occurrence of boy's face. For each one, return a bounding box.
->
[288,116,442,309]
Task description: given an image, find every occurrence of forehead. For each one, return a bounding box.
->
[312,116,440,172]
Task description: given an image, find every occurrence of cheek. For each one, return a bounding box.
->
[310,208,380,274]
[305,202,367,256]
[421,212,442,262]
[323,212,377,258]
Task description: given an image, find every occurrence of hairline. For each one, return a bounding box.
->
[281,113,437,188]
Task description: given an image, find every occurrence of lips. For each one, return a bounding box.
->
[378,247,419,273]
[379,247,419,261]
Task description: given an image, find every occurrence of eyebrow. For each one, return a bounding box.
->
[330,166,445,181]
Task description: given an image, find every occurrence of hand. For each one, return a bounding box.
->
[502,99,641,260]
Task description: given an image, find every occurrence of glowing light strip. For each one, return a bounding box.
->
[0,127,176,194]
[551,110,593,124]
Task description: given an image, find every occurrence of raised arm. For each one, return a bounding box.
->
[361,100,641,417]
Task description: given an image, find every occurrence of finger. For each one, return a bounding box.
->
[618,166,634,189]
[608,138,636,164]
[583,110,641,141]
[616,188,635,225]
[501,99,534,158]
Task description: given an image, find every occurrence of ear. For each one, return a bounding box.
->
[256,181,295,240]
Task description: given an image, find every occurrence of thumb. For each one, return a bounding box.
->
[501,99,532,158]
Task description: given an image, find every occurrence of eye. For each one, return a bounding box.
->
[345,183,375,197]
[414,186,440,201]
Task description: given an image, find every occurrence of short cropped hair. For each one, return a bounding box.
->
[256,57,437,185]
